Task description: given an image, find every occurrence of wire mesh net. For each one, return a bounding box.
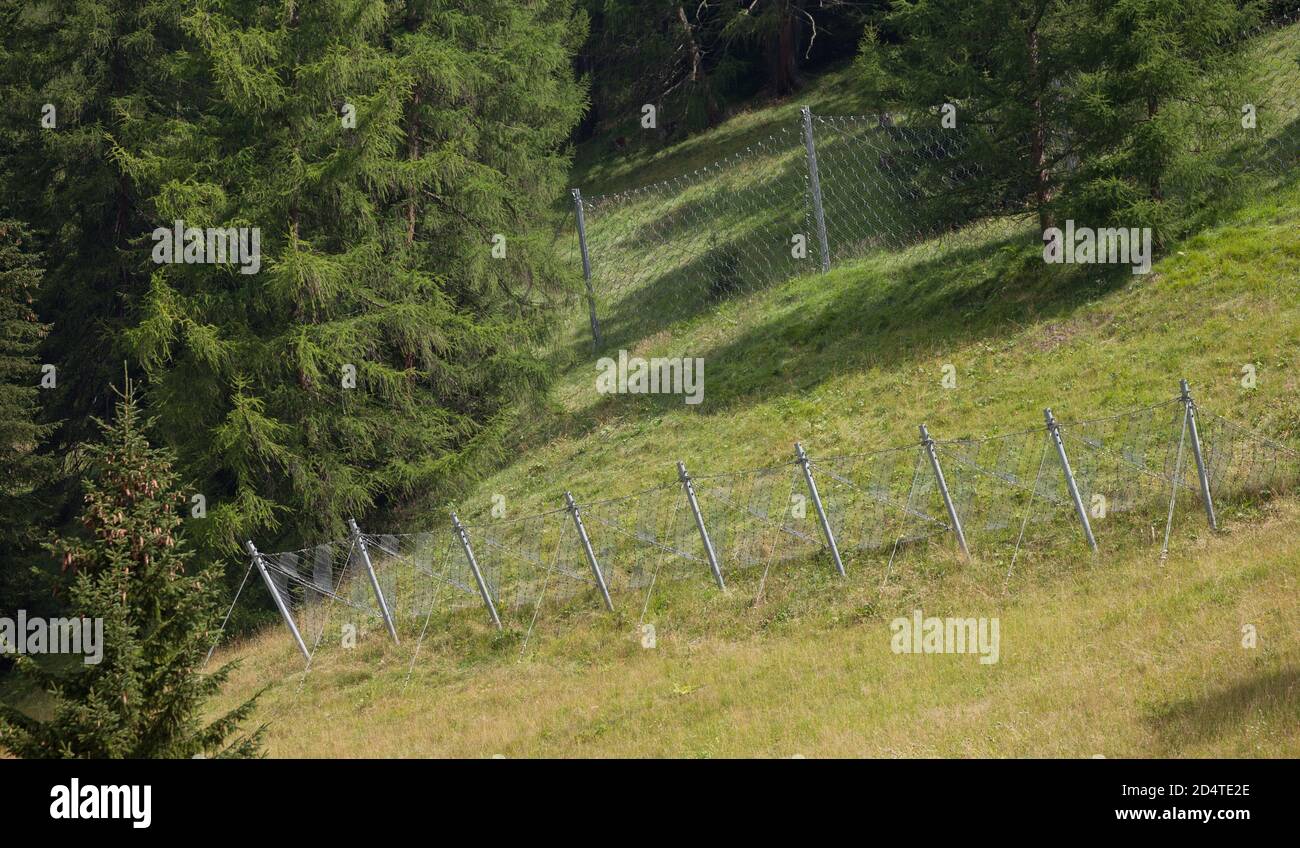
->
[809,445,948,557]
[688,461,823,577]
[811,116,998,261]
[1055,399,1193,527]
[578,121,810,345]
[561,17,1298,350]
[459,508,592,623]
[234,392,1298,666]
[577,482,711,596]
[1195,409,1300,505]
[260,539,373,649]
[361,531,473,622]
[934,428,1065,550]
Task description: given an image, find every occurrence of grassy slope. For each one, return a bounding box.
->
[215,498,1300,757]
[211,22,1299,756]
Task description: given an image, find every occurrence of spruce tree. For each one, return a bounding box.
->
[0,0,190,452]
[859,0,1264,238]
[0,379,262,758]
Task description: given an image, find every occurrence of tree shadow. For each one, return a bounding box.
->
[1144,666,1300,755]
[573,122,982,357]
[674,227,1140,417]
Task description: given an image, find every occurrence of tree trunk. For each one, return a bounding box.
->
[768,3,799,97]
[1147,96,1163,201]
[676,4,721,127]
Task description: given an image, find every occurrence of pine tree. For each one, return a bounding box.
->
[0,379,262,758]
[0,219,56,628]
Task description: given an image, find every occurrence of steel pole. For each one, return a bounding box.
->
[348,518,399,645]
[1045,408,1098,552]
[571,188,603,350]
[245,540,310,661]
[919,424,970,559]
[800,107,831,273]
[1181,379,1218,531]
[451,513,502,629]
[677,461,725,590]
[565,492,615,612]
[795,442,845,576]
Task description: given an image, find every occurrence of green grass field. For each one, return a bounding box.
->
[18,21,1300,758]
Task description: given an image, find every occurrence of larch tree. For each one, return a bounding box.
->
[2,0,588,559]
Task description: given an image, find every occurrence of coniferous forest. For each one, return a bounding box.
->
[2,0,1299,781]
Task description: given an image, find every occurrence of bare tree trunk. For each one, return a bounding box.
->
[769,3,799,97]
[676,3,721,126]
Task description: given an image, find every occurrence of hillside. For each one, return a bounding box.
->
[203,24,1300,757]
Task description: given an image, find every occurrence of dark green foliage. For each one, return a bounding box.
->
[1,1,588,557]
[0,0,188,453]
[0,381,262,758]
[859,0,1266,242]
[576,1,873,143]
[577,0,725,140]
[858,0,1083,230]
[0,219,56,625]
[1061,0,1262,240]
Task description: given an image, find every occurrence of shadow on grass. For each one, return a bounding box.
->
[530,167,1299,480]
[1145,666,1300,755]
[647,228,1141,416]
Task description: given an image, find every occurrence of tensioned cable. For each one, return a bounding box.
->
[1160,412,1190,564]
[203,559,255,669]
